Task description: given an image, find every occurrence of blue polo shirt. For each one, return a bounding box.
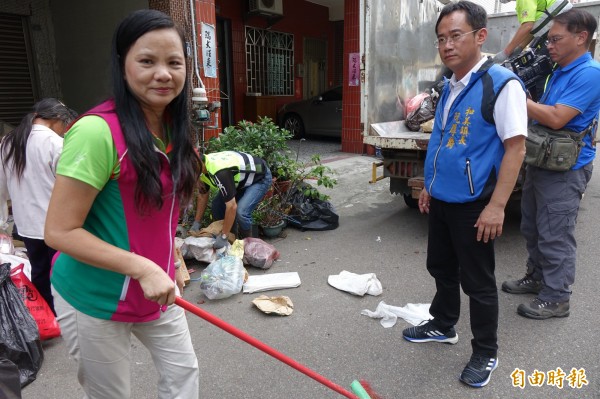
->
[538,52,600,169]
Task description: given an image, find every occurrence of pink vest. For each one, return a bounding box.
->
[85,100,178,322]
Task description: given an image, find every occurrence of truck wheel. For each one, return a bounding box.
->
[403,193,418,209]
[283,114,305,139]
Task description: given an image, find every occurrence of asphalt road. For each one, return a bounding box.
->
[22,150,600,399]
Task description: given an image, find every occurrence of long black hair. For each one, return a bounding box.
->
[111,9,200,213]
[1,98,76,180]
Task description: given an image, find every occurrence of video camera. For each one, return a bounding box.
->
[502,36,554,101]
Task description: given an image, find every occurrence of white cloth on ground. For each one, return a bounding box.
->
[327,270,382,296]
[361,301,432,328]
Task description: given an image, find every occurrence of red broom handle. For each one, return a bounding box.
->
[175,297,358,399]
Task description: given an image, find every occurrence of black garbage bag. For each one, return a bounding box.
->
[405,93,436,132]
[287,183,339,231]
[0,263,44,388]
[0,358,22,398]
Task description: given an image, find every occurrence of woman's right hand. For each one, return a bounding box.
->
[136,261,176,306]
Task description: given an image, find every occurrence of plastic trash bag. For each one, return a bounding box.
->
[180,236,216,263]
[405,92,429,116]
[0,263,44,387]
[10,264,61,340]
[0,358,22,397]
[199,256,246,300]
[0,229,14,255]
[405,93,436,132]
[287,183,339,231]
[243,238,280,269]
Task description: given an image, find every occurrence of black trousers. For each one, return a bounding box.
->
[21,237,57,316]
[426,197,499,357]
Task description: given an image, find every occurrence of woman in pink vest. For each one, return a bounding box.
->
[45,10,201,398]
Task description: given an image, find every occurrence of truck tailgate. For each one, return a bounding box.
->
[364,120,430,151]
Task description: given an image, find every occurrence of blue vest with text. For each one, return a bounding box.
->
[424,61,522,203]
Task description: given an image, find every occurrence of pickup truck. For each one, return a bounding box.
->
[364,121,430,208]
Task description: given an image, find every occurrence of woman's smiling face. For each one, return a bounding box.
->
[123,28,186,116]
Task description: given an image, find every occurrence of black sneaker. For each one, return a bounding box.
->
[517,298,570,319]
[459,353,498,388]
[501,274,542,294]
[402,320,458,344]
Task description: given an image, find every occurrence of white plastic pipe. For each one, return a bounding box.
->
[189,0,205,89]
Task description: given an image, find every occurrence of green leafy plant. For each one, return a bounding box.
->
[285,154,337,201]
[207,117,294,179]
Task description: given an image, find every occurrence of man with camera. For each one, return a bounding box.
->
[493,0,573,100]
[493,0,572,63]
[502,9,600,320]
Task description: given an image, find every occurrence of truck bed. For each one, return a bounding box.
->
[364,120,431,151]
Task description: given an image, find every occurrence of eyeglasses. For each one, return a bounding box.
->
[434,29,480,48]
[545,33,578,47]
[545,36,567,46]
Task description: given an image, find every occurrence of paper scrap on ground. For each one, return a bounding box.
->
[243,272,301,293]
[361,301,432,328]
[327,270,383,296]
[252,295,294,316]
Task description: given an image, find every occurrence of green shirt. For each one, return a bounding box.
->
[58,115,117,189]
[516,0,557,24]
[58,115,170,185]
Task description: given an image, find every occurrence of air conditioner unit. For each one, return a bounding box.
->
[249,0,283,16]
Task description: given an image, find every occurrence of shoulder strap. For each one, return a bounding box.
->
[480,69,518,125]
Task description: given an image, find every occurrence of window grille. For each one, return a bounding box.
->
[245,27,293,96]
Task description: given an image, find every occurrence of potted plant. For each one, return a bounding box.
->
[255,194,288,238]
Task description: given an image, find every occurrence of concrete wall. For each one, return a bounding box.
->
[50,0,149,113]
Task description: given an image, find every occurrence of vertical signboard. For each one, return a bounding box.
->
[348,52,360,86]
[202,22,217,78]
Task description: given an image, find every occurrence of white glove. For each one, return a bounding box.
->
[492,51,508,64]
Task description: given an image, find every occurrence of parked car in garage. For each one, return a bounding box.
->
[277,86,342,139]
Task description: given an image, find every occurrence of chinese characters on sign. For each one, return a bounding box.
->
[511,368,589,389]
[201,22,217,78]
[348,53,360,87]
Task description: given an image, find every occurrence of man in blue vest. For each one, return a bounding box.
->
[192,151,272,247]
[402,1,527,388]
[502,9,600,319]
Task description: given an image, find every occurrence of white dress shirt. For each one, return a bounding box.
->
[0,124,63,239]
